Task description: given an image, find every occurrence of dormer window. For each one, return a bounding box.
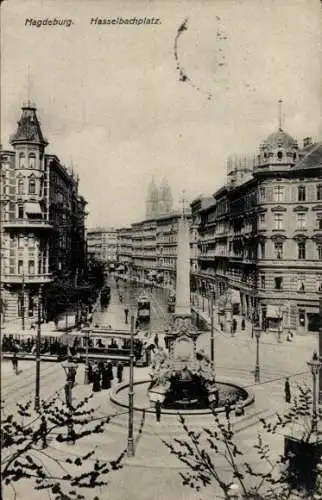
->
[277,151,283,160]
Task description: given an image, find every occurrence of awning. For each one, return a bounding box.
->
[266,305,282,318]
[231,290,241,305]
[25,202,42,215]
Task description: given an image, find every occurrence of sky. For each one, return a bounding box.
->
[1,0,322,229]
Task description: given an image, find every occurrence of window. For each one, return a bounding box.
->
[28,260,35,274]
[274,213,284,230]
[274,242,283,259]
[317,214,322,230]
[28,153,36,168]
[259,187,266,201]
[316,185,322,201]
[17,235,24,249]
[317,244,322,260]
[18,260,23,274]
[274,277,283,290]
[299,309,305,327]
[298,241,306,260]
[28,178,36,194]
[296,213,306,230]
[260,275,265,289]
[18,206,24,219]
[18,179,24,195]
[273,185,284,202]
[19,152,25,168]
[298,185,306,202]
[277,151,283,160]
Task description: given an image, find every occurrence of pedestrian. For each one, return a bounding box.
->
[241,318,245,331]
[38,415,47,449]
[220,321,224,331]
[92,364,101,392]
[12,351,18,375]
[154,333,159,348]
[284,377,291,403]
[224,399,231,421]
[155,400,162,422]
[124,307,129,324]
[232,318,237,333]
[119,294,123,303]
[117,362,124,383]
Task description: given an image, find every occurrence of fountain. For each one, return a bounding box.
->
[110,208,253,415]
[148,211,241,410]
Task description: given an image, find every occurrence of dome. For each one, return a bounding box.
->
[263,129,298,149]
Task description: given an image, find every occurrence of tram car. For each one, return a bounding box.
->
[137,294,151,323]
[100,285,111,306]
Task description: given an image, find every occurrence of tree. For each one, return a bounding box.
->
[163,384,322,499]
[1,392,126,500]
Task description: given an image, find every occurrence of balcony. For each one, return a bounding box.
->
[3,218,53,230]
[3,273,53,284]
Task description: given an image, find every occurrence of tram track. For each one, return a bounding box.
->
[1,362,64,407]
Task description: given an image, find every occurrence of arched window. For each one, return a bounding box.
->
[19,152,25,168]
[28,178,36,194]
[277,151,283,160]
[17,178,24,195]
[28,153,36,168]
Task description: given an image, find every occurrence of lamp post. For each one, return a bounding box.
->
[84,328,90,384]
[34,284,43,411]
[254,326,261,383]
[62,357,78,442]
[319,291,322,405]
[307,350,321,435]
[210,291,215,370]
[127,314,135,457]
[21,273,25,331]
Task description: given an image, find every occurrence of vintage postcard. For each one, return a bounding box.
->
[1,1,322,499]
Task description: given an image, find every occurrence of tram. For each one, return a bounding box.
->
[100,285,111,306]
[137,294,151,323]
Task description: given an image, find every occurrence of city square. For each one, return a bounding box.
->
[1,1,322,499]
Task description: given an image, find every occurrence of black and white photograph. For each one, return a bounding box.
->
[1,0,322,499]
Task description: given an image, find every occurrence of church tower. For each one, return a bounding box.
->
[146,178,158,218]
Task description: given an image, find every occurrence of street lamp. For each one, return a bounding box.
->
[307,350,321,435]
[254,326,261,383]
[227,483,240,499]
[319,290,322,405]
[209,290,215,370]
[34,284,43,411]
[127,314,135,457]
[62,357,78,442]
[84,328,90,384]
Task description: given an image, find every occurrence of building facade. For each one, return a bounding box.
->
[0,101,87,325]
[191,130,322,334]
[87,227,117,265]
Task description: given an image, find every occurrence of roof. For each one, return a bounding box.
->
[263,128,298,149]
[10,102,48,146]
[294,142,322,170]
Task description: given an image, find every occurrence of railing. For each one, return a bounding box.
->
[3,218,53,228]
[4,273,53,283]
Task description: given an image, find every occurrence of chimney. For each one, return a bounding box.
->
[303,137,313,148]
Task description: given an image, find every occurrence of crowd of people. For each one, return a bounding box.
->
[88,360,124,392]
[2,334,68,357]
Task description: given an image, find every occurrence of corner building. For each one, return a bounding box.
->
[193,130,322,334]
[0,102,87,325]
